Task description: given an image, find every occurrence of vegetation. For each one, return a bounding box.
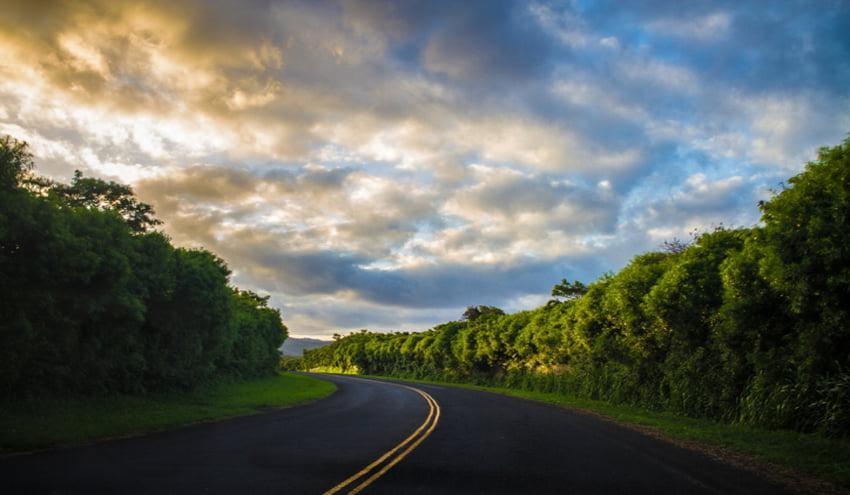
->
[0,136,288,397]
[303,137,850,439]
[0,373,335,452]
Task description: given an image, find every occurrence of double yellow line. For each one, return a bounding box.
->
[322,382,441,495]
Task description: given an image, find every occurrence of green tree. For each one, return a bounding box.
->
[46,170,162,232]
[462,305,505,321]
[264,136,850,437]
[0,136,33,190]
[551,279,587,300]
[1,134,288,396]
[758,138,850,379]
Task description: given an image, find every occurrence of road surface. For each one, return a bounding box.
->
[0,374,790,494]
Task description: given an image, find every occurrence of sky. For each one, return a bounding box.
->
[1,0,848,338]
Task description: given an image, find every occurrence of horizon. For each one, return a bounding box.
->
[1,0,849,338]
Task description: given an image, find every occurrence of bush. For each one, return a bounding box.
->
[0,137,287,397]
[304,137,850,437]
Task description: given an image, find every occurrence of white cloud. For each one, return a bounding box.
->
[1,0,846,336]
[529,2,591,48]
[649,12,732,42]
[619,58,700,93]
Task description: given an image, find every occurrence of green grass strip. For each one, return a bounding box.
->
[0,372,335,453]
[357,374,850,488]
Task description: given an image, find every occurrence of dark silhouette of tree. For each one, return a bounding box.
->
[551,279,587,300]
[462,305,505,321]
[0,136,33,190]
[661,238,689,254]
[47,170,162,232]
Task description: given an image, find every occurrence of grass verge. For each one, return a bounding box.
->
[357,374,850,491]
[0,372,335,454]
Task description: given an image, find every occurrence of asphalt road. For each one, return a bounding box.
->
[0,374,790,494]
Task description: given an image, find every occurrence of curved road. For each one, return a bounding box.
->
[1,374,790,494]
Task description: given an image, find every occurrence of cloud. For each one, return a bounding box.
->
[446,167,619,234]
[649,12,732,41]
[136,164,440,257]
[2,0,848,336]
[421,1,551,82]
[630,172,763,245]
[618,58,699,94]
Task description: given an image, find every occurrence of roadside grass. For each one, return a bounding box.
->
[308,365,359,374]
[358,374,850,489]
[0,372,335,454]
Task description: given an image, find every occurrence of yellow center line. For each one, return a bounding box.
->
[348,391,440,494]
[322,380,440,495]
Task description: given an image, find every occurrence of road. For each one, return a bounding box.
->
[0,374,790,494]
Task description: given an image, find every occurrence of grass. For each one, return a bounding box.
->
[0,372,335,454]
[308,365,359,374]
[357,374,850,489]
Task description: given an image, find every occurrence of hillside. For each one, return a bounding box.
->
[280,337,329,357]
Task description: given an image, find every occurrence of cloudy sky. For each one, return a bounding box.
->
[1,1,848,338]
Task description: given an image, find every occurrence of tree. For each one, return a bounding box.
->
[661,238,689,254]
[0,136,33,190]
[47,170,162,232]
[551,279,587,300]
[1,134,288,396]
[227,289,288,377]
[462,305,505,321]
[210,135,850,436]
[756,137,850,413]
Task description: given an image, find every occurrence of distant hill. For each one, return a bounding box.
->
[280,337,330,357]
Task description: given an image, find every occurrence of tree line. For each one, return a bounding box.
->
[0,137,287,396]
[303,137,850,437]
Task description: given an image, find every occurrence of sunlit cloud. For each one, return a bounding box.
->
[1,0,848,337]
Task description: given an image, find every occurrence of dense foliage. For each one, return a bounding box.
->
[304,137,850,437]
[0,137,287,396]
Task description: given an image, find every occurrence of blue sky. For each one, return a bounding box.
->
[1,0,848,337]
